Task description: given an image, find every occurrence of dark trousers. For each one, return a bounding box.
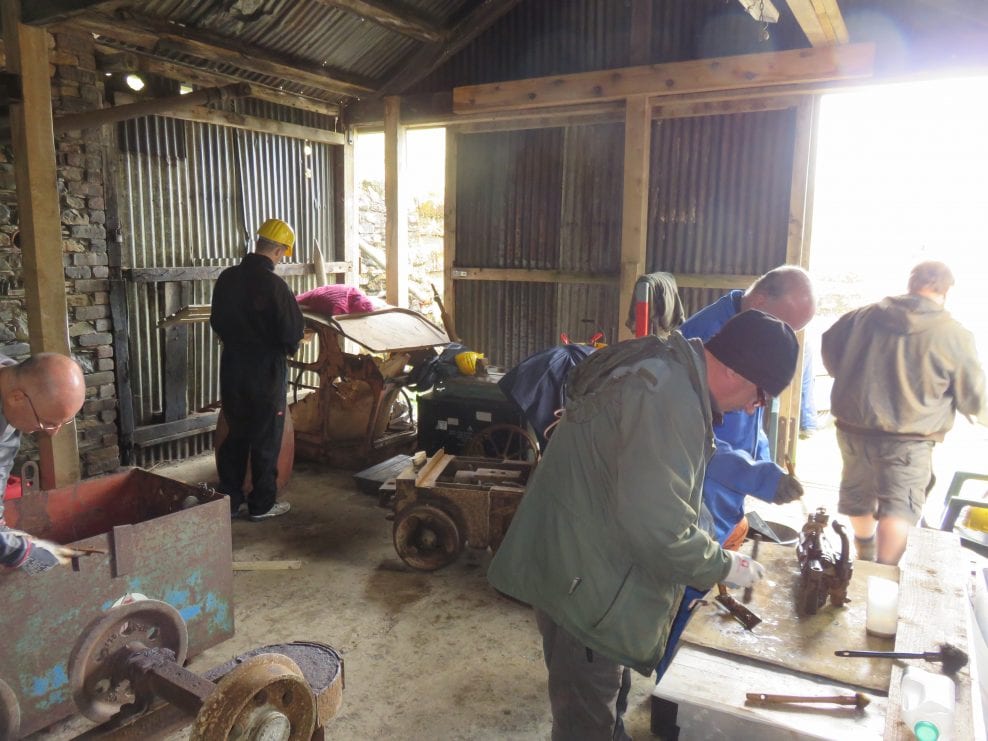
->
[535,609,633,741]
[217,348,286,516]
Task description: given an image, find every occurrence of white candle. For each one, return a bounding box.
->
[866,576,899,638]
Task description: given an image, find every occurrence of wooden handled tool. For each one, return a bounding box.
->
[835,643,968,674]
[431,283,460,342]
[746,692,870,709]
[742,533,761,604]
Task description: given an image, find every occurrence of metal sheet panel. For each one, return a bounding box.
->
[1,469,234,737]
[647,108,798,276]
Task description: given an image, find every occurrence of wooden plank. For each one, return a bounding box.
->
[341,128,359,286]
[3,0,81,488]
[652,94,801,120]
[165,106,345,146]
[380,0,526,95]
[162,283,189,423]
[784,0,832,47]
[453,43,876,113]
[617,95,651,341]
[658,646,889,739]
[383,97,408,307]
[232,560,303,571]
[451,267,615,285]
[313,0,442,43]
[90,41,341,117]
[682,542,899,693]
[85,11,374,97]
[814,0,850,44]
[21,0,127,25]
[131,411,219,446]
[884,528,973,741]
[443,131,457,332]
[124,263,349,283]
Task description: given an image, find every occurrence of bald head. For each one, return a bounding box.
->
[741,265,816,331]
[1,353,85,436]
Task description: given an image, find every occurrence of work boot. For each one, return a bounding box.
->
[854,535,876,562]
[249,501,291,522]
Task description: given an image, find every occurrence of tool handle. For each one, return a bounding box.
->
[747,693,866,707]
[834,650,923,659]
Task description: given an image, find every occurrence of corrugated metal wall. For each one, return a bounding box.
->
[453,106,798,368]
[115,112,335,464]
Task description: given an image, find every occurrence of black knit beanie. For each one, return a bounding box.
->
[704,309,799,396]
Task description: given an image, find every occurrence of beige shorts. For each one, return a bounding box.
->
[836,429,935,524]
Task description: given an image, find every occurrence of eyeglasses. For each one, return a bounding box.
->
[755,387,769,409]
[23,392,72,434]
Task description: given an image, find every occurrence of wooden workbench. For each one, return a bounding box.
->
[654,528,976,740]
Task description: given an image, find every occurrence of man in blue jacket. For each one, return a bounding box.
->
[655,265,815,680]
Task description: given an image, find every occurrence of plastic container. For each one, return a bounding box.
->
[900,666,955,740]
[866,575,899,638]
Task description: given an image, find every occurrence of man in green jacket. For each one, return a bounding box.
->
[822,260,987,565]
[488,309,799,740]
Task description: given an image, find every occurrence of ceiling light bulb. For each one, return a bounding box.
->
[125,74,145,92]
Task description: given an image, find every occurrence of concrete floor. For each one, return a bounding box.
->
[147,453,657,740]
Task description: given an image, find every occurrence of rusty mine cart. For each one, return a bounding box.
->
[391,451,535,571]
[289,308,449,468]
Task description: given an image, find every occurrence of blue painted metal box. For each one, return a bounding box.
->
[0,468,234,737]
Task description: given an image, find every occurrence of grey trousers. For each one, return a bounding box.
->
[535,609,633,741]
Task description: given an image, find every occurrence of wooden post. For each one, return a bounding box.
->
[2,0,81,488]
[383,96,409,307]
[443,131,457,335]
[341,126,359,286]
[617,95,651,341]
[778,96,819,464]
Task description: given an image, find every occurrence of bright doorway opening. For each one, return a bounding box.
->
[802,75,988,526]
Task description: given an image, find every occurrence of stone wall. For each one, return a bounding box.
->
[0,30,120,477]
[357,179,444,318]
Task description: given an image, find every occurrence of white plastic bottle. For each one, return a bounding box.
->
[900,666,956,741]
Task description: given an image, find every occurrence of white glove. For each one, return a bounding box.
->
[20,539,78,574]
[723,550,766,589]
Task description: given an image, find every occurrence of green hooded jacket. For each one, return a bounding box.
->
[487,333,732,675]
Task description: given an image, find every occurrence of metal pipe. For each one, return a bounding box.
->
[54,83,252,133]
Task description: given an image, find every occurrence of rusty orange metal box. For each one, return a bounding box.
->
[0,468,233,737]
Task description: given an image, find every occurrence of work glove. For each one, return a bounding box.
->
[724,550,766,589]
[18,538,77,575]
[774,473,804,504]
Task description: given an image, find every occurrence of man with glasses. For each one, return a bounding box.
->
[0,352,86,574]
[488,310,799,740]
[654,266,815,685]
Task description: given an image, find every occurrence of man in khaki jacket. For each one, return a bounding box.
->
[823,260,987,565]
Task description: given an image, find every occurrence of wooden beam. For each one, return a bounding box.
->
[380,0,526,95]
[453,43,875,113]
[2,0,81,488]
[20,0,126,25]
[443,132,457,329]
[93,45,341,117]
[617,96,651,341]
[54,83,252,133]
[125,262,349,283]
[784,0,849,47]
[313,0,443,43]
[131,411,218,446]
[340,129,359,285]
[78,11,373,97]
[383,96,408,307]
[165,106,345,146]
[451,267,616,285]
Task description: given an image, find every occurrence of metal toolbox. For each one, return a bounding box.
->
[0,468,234,737]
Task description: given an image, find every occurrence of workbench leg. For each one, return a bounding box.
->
[650,696,680,740]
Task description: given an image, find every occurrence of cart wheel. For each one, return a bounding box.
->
[393,505,462,571]
[464,424,540,463]
[189,653,316,741]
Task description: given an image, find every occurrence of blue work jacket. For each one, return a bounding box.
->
[679,291,783,543]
